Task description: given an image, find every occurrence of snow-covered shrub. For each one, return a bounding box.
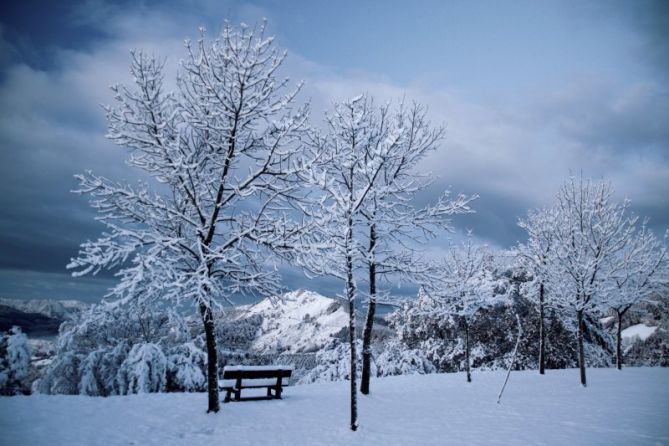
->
[78,342,131,396]
[167,342,207,392]
[0,326,31,395]
[34,350,81,395]
[78,349,105,396]
[387,297,458,371]
[117,343,167,394]
[37,301,199,395]
[299,339,365,384]
[375,339,436,377]
[101,341,132,394]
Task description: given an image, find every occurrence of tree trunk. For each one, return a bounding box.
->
[615,308,629,371]
[360,299,375,395]
[346,218,358,431]
[360,224,376,396]
[465,319,471,383]
[348,296,358,431]
[577,308,586,387]
[616,310,623,370]
[200,302,220,413]
[539,282,545,375]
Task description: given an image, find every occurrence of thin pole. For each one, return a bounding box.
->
[498,313,523,404]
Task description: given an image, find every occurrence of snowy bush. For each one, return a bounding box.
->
[375,340,436,377]
[37,301,200,395]
[117,343,167,394]
[0,326,31,395]
[299,339,365,384]
[78,342,131,396]
[34,350,82,395]
[167,342,207,392]
[78,349,105,396]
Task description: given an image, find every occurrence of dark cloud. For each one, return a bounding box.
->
[0,62,128,275]
[277,266,344,300]
[630,203,669,239]
[563,0,669,81]
[0,268,116,302]
[413,181,533,250]
[616,0,669,80]
[536,81,669,159]
[0,1,110,70]
[452,194,530,249]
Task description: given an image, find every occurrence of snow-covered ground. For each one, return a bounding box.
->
[2,367,667,445]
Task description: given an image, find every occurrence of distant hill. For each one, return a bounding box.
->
[0,298,90,337]
[0,305,62,337]
[0,298,89,320]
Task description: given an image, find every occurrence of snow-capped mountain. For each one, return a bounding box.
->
[233,290,349,354]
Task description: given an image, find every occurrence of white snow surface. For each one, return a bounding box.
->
[2,368,668,446]
[622,324,658,342]
[241,290,348,353]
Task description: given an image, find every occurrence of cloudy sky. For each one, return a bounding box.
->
[0,0,667,303]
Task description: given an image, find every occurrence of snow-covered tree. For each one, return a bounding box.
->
[424,238,498,382]
[0,326,31,395]
[518,206,558,374]
[296,95,404,431]
[68,22,309,412]
[549,177,635,386]
[608,223,668,369]
[357,101,476,395]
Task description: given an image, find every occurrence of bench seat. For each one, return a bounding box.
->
[218,378,284,388]
[219,366,293,402]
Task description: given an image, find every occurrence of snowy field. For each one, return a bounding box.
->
[1,367,668,446]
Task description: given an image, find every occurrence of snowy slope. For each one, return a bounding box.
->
[236,290,348,354]
[622,323,658,342]
[1,368,667,446]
